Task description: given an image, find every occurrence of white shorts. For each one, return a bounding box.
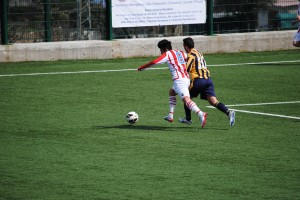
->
[294,30,300,42]
[172,78,190,99]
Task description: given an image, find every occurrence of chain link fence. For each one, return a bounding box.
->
[1,0,299,43]
[4,0,107,43]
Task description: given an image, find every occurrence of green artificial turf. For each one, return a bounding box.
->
[0,50,299,199]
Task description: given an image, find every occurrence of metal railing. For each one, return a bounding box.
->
[1,0,299,44]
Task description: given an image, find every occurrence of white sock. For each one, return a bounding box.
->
[169,96,176,119]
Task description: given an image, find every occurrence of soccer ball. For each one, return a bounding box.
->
[126,111,139,124]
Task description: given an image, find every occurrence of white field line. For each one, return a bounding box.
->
[230,109,300,120]
[206,101,300,108]
[210,60,300,67]
[206,101,300,120]
[0,60,300,77]
[0,68,138,77]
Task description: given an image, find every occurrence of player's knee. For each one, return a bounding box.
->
[169,89,176,96]
[182,96,190,104]
[293,41,300,47]
[207,96,218,106]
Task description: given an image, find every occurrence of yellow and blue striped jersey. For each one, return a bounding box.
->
[186,48,210,80]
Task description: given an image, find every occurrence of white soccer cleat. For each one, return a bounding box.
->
[164,116,174,123]
[200,112,207,128]
[229,110,235,126]
[178,118,192,125]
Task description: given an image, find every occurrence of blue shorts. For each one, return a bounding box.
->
[189,78,216,100]
[294,29,300,42]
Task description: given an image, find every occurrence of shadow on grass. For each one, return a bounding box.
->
[92,124,228,131]
[93,125,191,131]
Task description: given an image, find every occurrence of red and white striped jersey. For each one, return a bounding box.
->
[138,50,189,81]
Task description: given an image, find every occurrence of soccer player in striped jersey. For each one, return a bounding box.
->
[179,37,235,126]
[137,39,207,128]
[293,0,300,47]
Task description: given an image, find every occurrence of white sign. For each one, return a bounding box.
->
[112,0,206,28]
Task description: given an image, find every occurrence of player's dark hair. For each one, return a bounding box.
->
[158,39,172,50]
[183,37,194,48]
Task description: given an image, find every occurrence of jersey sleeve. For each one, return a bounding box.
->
[138,53,168,70]
[186,54,195,73]
[180,51,188,62]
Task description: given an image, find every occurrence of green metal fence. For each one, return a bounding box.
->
[1,0,299,44]
[213,0,299,33]
[1,0,107,44]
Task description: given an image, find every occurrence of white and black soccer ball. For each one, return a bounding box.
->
[126,111,139,124]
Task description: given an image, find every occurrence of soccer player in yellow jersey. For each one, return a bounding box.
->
[137,39,207,128]
[179,37,235,126]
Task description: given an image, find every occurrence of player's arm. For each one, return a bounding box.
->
[137,53,168,71]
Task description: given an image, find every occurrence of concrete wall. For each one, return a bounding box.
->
[0,30,298,63]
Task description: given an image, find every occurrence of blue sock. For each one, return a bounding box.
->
[216,102,229,115]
